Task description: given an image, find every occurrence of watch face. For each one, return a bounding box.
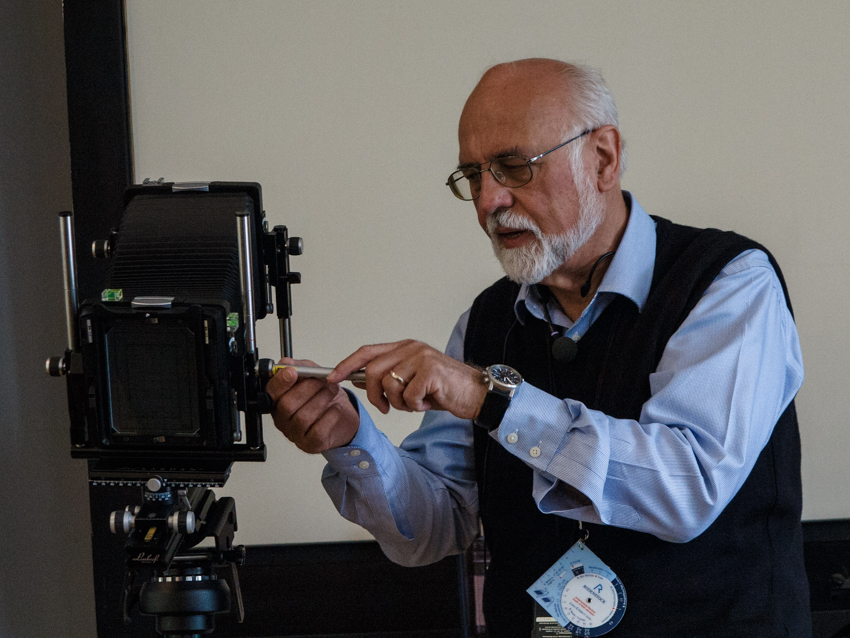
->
[489,364,521,386]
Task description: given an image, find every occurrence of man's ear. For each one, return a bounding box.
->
[591,125,622,192]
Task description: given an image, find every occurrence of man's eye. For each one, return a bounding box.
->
[497,162,528,177]
[500,158,527,167]
[462,169,481,181]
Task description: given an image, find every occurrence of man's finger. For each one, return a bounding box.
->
[297,397,358,453]
[266,365,299,400]
[267,356,325,400]
[280,383,340,441]
[272,377,330,426]
[382,372,413,412]
[327,342,406,383]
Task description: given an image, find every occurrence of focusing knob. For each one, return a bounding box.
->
[92,239,109,258]
[288,237,303,256]
[257,359,275,379]
[168,510,196,534]
[146,476,163,492]
[46,356,67,377]
[110,509,135,534]
[92,228,117,258]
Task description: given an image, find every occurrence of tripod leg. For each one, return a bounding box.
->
[121,568,139,624]
[228,562,245,623]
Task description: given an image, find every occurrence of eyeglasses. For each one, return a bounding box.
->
[446,130,593,201]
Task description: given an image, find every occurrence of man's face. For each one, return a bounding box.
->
[485,166,605,284]
[457,65,603,283]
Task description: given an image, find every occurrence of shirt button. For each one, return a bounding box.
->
[507,433,518,444]
[358,461,370,470]
[530,446,541,458]
[349,449,361,457]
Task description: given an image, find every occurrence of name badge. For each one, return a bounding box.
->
[527,537,626,636]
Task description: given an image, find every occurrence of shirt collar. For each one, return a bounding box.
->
[514,191,656,323]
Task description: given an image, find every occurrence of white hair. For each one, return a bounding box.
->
[557,62,627,177]
[491,59,626,176]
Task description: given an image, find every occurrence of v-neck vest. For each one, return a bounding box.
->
[464,216,809,637]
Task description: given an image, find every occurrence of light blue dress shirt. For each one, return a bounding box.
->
[322,195,804,567]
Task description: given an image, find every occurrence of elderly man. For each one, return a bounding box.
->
[268,58,809,636]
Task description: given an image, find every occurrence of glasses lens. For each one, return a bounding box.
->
[448,170,476,200]
[447,158,533,200]
[491,158,532,187]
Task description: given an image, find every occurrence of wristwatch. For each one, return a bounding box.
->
[475,364,523,431]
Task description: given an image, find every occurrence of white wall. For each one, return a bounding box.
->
[125,0,850,544]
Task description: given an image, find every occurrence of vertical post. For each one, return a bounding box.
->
[272,225,300,360]
[281,318,292,360]
[59,211,79,351]
[236,213,256,355]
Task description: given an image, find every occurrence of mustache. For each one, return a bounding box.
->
[486,209,543,239]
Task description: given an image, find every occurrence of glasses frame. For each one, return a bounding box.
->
[446,129,594,201]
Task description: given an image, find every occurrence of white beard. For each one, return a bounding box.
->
[487,166,605,284]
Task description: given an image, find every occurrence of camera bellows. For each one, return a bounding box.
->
[106,192,254,312]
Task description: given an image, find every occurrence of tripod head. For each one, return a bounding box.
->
[113,479,245,637]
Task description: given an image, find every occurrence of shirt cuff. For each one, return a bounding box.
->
[322,394,387,477]
[493,383,608,506]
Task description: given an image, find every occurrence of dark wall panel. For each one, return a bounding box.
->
[64,0,133,301]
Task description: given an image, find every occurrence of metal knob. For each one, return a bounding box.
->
[45,356,66,377]
[110,508,135,534]
[91,238,111,258]
[168,511,196,534]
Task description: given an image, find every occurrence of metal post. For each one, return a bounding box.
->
[235,213,256,354]
[280,319,292,359]
[59,211,79,350]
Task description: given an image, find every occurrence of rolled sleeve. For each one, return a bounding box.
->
[320,311,480,565]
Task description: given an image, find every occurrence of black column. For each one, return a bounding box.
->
[63,2,135,636]
[64,0,133,301]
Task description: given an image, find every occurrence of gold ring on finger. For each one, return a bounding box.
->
[390,370,407,385]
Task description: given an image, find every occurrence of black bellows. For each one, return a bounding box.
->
[105,192,253,312]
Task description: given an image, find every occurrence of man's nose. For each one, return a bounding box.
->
[476,169,514,215]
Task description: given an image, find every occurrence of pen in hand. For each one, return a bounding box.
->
[271,364,367,384]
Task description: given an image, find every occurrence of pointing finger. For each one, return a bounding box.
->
[328,342,406,383]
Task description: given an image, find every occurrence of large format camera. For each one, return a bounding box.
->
[48,181,301,635]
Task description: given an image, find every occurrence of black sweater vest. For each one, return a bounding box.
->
[464,217,810,637]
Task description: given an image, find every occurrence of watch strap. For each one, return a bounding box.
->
[475,390,512,432]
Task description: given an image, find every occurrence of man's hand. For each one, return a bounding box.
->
[267,357,361,454]
[327,340,488,420]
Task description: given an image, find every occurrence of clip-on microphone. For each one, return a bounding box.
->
[537,286,578,363]
[537,251,615,363]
